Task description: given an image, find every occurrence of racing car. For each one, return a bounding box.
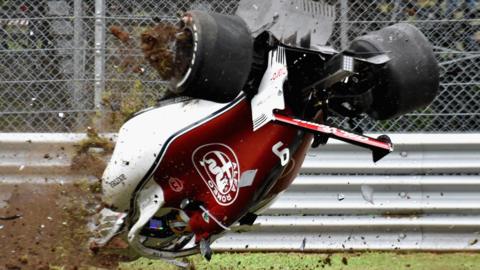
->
[91,0,439,266]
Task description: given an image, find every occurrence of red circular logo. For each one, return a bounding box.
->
[168,177,184,192]
[192,143,240,206]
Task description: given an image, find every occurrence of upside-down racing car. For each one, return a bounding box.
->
[91,0,439,266]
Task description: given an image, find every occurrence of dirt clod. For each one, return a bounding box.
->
[140,23,177,79]
[140,23,193,80]
[5,263,21,270]
[110,25,131,44]
[70,127,114,179]
[18,255,28,264]
[103,19,194,130]
[110,19,193,82]
[71,153,107,179]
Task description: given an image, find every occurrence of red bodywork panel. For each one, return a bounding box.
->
[152,98,311,240]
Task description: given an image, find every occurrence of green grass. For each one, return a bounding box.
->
[119,252,480,270]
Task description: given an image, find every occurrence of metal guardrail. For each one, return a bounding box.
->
[1,133,480,251]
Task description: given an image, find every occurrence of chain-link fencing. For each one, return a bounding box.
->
[0,0,478,132]
[0,0,96,132]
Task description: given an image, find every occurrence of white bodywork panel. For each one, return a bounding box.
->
[251,47,288,131]
[102,98,227,211]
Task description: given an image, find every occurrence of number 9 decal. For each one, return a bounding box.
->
[272,142,290,166]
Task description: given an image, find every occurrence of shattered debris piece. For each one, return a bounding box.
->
[469,239,478,246]
[361,185,374,204]
[0,214,22,221]
[300,237,306,251]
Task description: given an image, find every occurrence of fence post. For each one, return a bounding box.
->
[94,0,106,113]
[73,0,85,128]
[340,0,349,50]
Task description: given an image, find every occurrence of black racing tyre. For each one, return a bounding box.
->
[349,23,439,120]
[172,11,253,103]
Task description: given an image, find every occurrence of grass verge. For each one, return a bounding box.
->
[119,252,480,270]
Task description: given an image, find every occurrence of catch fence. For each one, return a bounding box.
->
[0,0,478,132]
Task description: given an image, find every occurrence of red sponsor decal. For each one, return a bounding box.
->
[192,143,240,206]
[168,177,184,192]
[271,67,287,81]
